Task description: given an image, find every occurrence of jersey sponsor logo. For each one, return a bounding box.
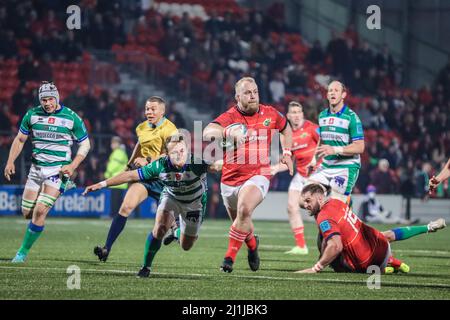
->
[186,210,201,223]
[175,173,182,181]
[334,176,346,187]
[328,118,334,125]
[48,117,55,124]
[35,131,67,140]
[319,220,331,233]
[263,118,271,127]
[356,124,363,135]
[300,132,309,139]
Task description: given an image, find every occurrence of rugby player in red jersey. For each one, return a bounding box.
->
[271,101,321,255]
[203,77,294,273]
[296,183,446,274]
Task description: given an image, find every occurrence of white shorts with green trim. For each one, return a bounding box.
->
[158,193,206,237]
[25,164,63,192]
[307,165,360,195]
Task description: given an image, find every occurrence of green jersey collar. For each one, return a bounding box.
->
[327,104,347,116]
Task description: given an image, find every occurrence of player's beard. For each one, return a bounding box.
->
[309,202,321,216]
[239,101,259,115]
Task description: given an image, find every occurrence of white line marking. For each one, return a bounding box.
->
[0,265,449,288]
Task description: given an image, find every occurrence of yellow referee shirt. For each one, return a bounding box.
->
[135,117,178,159]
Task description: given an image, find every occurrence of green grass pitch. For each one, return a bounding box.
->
[1,217,449,300]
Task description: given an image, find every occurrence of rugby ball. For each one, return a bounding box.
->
[224,123,248,139]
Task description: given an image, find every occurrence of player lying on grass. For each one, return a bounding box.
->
[83,133,222,277]
[296,183,446,274]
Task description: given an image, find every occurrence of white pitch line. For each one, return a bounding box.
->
[1,265,449,289]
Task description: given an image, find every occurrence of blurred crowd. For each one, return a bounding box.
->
[0,0,449,203]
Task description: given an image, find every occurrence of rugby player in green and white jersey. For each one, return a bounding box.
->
[308,81,365,201]
[4,81,90,263]
[83,133,222,277]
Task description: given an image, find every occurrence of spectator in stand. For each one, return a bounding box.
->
[326,30,349,78]
[18,54,39,82]
[63,31,83,62]
[269,71,286,104]
[179,12,194,39]
[287,64,308,94]
[370,159,399,194]
[205,10,222,36]
[12,86,33,117]
[307,40,325,69]
[0,30,18,59]
[415,161,432,198]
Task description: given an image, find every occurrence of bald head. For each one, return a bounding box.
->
[235,77,259,114]
[327,81,347,109]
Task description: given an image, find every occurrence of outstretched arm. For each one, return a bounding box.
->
[4,132,28,181]
[83,170,140,195]
[295,235,343,273]
[280,123,294,175]
[429,158,450,193]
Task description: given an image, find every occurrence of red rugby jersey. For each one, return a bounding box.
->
[316,199,389,272]
[213,104,288,186]
[292,120,320,177]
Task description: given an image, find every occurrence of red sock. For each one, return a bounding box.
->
[225,226,247,261]
[388,256,402,268]
[245,229,257,251]
[293,226,306,248]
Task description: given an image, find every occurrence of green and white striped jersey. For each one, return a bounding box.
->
[19,105,89,167]
[318,105,364,169]
[137,155,208,203]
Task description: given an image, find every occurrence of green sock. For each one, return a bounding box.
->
[392,225,428,241]
[18,223,44,255]
[143,233,162,268]
[175,228,180,239]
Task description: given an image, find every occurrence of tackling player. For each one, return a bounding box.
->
[84,134,222,277]
[4,81,90,263]
[296,183,446,274]
[271,101,320,255]
[93,96,178,262]
[203,77,294,273]
[308,81,364,201]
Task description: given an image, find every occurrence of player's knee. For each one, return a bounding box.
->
[237,202,253,218]
[33,204,49,222]
[180,236,196,251]
[118,202,137,216]
[181,242,193,251]
[21,198,36,219]
[154,224,168,239]
[22,210,33,219]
